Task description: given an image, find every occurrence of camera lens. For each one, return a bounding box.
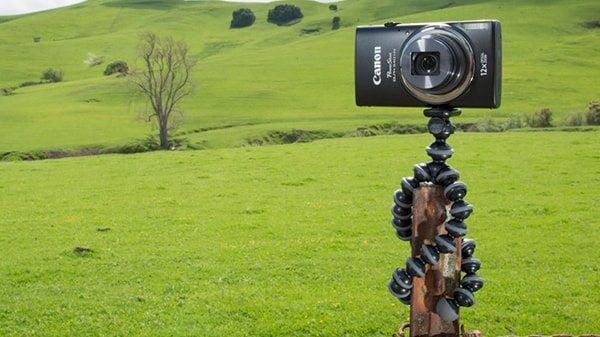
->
[414,53,440,75]
[400,24,475,105]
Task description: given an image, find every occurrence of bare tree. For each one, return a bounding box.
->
[131,32,196,150]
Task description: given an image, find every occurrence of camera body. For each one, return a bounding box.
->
[355,20,502,108]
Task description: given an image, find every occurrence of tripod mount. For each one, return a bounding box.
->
[387,107,484,327]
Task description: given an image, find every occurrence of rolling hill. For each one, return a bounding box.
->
[0,0,598,152]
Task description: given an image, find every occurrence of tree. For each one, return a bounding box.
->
[41,68,64,82]
[131,32,196,150]
[332,16,341,30]
[267,4,303,25]
[231,8,255,28]
[104,60,129,76]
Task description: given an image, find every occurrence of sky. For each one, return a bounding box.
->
[0,0,87,15]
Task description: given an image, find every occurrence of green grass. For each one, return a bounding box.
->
[1,131,599,336]
[0,0,599,152]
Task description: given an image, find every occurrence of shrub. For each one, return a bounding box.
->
[41,68,64,83]
[328,4,338,11]
[525,108,553,128]
[332,16,341,30]
[301,28,320,35]
[467,117,504,132]
[103,60,129,76]
[505,114,523,129]
[582,20,600,29]
[585,100,600,125]
[268,4,303,25]
[562,112,585,126]
[84,53,104,67]
[1,87,14,96]
[230,8,256,28]
[19,81,41,87]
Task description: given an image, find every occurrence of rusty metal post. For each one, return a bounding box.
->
[410,185,461,337]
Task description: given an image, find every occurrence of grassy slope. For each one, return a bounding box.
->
[0,131,599,336]
[0,0,599,152]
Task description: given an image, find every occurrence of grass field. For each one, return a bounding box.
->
[1,131,599,336]
[1,0,599,335]
[0,0,599,152]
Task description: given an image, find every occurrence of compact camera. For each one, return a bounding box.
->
[355,20,502,108]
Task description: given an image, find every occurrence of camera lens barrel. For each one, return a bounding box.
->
[400,25,475,105]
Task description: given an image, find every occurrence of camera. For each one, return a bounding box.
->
[355,20,502,108]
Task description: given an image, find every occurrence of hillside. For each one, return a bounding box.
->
[0,131,599,336]
[0,0,598,152]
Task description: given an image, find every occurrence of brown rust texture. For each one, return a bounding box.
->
[410,185,461,337]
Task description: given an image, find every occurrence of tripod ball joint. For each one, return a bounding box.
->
[460,274,484,293]
[393,189,412,209]
[392,218,411,231]
[453,288,476,307]
[435,166,460,186]
[426,161,449,182]
[444,182,468,202]
[401,177,419,197]
[413,163,432,183]
[445,219,468,237]
[426,140,454,162]
[461,257,481,274]
[435,288,475,322]
[436,297,459,322]
[392,268,413,289]
[434,234,457,253]
[427,117,455,140]
[395,228,412,241]
[461,238,476,258]
[406,257,426,278]
[388,277,411,300]
[420,244,440,265]
[450,200,474,220]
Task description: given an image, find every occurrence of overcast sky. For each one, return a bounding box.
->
[0,0,87,15]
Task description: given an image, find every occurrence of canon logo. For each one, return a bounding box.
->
[373,46,382,85]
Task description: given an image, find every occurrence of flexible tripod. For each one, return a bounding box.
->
[387,107,484,325]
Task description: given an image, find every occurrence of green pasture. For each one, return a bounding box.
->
[0,0,599,152]
[1,131,599,336]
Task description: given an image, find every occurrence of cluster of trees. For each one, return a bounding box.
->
[231,4,341,30]
[230,4,306,28]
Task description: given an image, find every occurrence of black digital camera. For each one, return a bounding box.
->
[355,20,502,108]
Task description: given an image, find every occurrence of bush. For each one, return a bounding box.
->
[332,16,341,30]
[505,114,523,129]
[230,8,256,28]
[84,53,104,67]
[41,68,64,83]
[526,108,553,128]
[585,100,600,125]
[103,60,129,76]
[1,87,14,96]
[562,112,585,126]
[267,4,303,25]
[328,4,338,11]
[301,28,320,35]
[19,81,41,87]
[467,117,504,132]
